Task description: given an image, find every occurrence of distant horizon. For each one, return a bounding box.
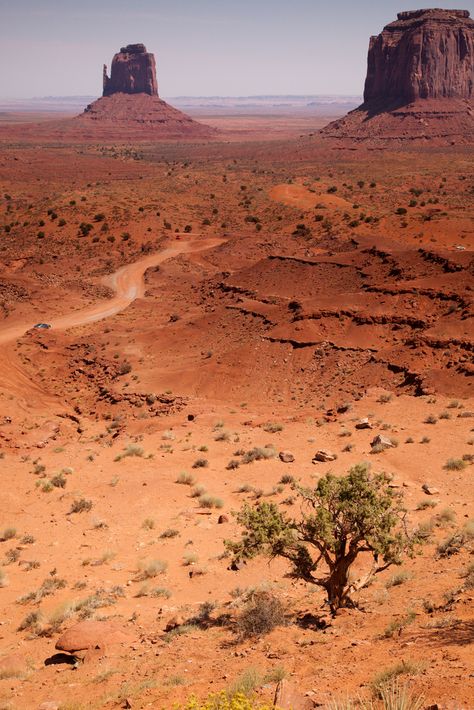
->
[1,93,363,101]
[2,0,473,99]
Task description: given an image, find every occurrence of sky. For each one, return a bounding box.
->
[1,0,473,98]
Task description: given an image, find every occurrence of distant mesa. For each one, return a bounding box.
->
[322,9,474,142]
[78,43,214,137]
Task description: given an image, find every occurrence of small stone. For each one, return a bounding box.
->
[370,434,395,450]
[312,450,337,463]
[217,514,229,524]
[279,451,295,463]
[355,418,372,429]
[422,483,440,495]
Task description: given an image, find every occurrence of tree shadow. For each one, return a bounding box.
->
[409,620,474,648]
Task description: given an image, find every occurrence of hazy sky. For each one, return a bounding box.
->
[2,0,473,98]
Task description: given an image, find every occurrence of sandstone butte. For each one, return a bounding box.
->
[77,43,214,137]
[322,8,474,142]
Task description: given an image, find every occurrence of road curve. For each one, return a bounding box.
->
[0,237,224,412]
[0,237,224,346]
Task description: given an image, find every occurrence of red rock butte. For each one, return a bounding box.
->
[77,43,214,138]
[322,8,474,142]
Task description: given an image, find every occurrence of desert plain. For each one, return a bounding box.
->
[0,95,473,710]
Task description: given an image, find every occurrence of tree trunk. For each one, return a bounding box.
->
[326,557,355,614]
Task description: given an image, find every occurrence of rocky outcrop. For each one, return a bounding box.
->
[364,9,474,108]
[322,9,474,142]
[103,44,158,97]
[77,42,215,137]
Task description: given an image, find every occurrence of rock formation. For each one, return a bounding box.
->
[77,43,214,138]
[322,9,474,142]
[103,44,158,97]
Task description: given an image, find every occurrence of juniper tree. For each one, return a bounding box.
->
[226,463,417,613]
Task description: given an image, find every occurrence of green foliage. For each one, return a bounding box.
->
[227,464,415,612]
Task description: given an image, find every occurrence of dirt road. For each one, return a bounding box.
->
[0,237,223,411]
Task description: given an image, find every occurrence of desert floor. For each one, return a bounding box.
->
[0,109,472,709]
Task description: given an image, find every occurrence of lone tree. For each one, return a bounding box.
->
[226,464,417,613]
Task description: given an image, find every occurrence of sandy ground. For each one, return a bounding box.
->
[0,110,472,710]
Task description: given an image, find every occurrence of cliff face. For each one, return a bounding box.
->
[364,9,474,107]
[103,44,158,97]
[321,9,474,142]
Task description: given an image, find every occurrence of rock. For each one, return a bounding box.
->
[279,450,295,463]
[365,10,474,105]
[355,418,372,429]
[77,43,215,137]
[274,679,315,709]
[103,44,158,96]
[370,434,395,450]
[422,483,440,495]
[312,449,337,463]
[164,615,184,632]
[322,9,474,142]
[38,703,60,710]
[217,514,229,524]
[55,620,133,662]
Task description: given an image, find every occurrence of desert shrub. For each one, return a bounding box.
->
[190,485,207,498]
[199,495,223,509]
[117,361,132,375]
[114,444,145,461]
[176,472,195,485]
[50,473,66,488]
[227,464,418,612]
[173,692,274,710]
[160,528,179,539]
[136,559,167,579]
[444,458,467,471]
[241,446,276,464]
[416,500,437,510]
[237,590,285,639]
[424,415,437,424]
[385,570,411,588]
[463,563,474,589]
[372,662,422,699]
[382,610,416,637]
[262,422,283,433]
[142,518,155,530]
[69,498,92,514]
[0,527,16,542]
[192,458,209,469]
[226,459,240,470]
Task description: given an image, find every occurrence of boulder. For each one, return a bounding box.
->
[312,450,337,463]
[355,418,372,430]
[279,450,295,463]
[370,434,395,450]
[55,620,133,662]
[217,514,229,524]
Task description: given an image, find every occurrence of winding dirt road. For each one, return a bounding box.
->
[0,237,223,411]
